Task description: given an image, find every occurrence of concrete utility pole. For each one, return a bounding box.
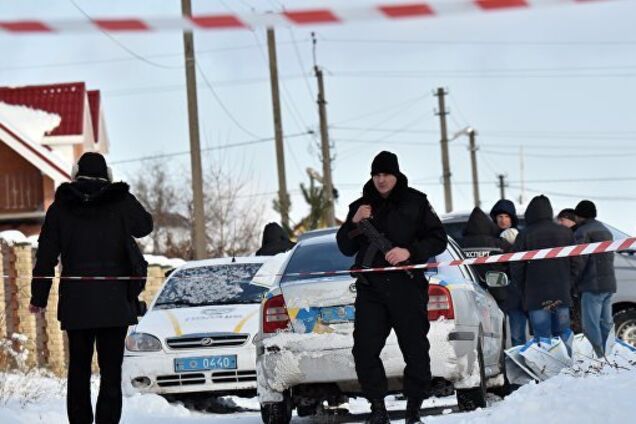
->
[313,35,336,227]
[266,27,290,230]
[468,128,480,208]
[435,87,453,213]
[498,174,507,200]
[181,0,206,259]
[519,146,526,206]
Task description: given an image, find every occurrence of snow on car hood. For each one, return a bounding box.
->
[135,304,261,339]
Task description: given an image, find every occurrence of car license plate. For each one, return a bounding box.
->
[174,355,237,372]
[320,305,355,324]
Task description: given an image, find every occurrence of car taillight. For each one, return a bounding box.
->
[263,294,290,333]
[428,285,454,321]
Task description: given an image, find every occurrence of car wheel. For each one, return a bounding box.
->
[456,339,487,411]
[615,308,636,348]
[260,391,293,424]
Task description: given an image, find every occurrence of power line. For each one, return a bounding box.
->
[110,131,311,165]
[288,28,316,105]
[329,70,636,80]
[0,43,299,73]
[508,185,636,202]
[195,61,262,139]
[331,93,431,126]
[68,0,182,70]
[318,36,636,47]
[330,126,636,142]
[103,74,310,97]
[481,149,636,159]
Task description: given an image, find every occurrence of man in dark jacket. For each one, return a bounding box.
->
[255,222,295,256]
[510,195,576,348]
[573,200,617,357]
[459,207,512,309]
[489,199,526,346]
[337,151,447,424]
[29,152,153,424]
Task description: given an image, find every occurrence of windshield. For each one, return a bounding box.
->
[280,238,464,283]
[154,263,267,309]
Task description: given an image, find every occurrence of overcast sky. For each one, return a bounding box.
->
[2,0,636,234]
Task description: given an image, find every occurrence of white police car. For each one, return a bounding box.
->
[123,255,285,398]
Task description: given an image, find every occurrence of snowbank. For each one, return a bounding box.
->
[1,362,635,424]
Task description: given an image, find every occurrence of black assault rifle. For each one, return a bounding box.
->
[353,219,414,283]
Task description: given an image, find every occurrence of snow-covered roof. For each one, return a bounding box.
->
[0,101,71,183]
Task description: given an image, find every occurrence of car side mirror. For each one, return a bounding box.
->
[137,300,148,317]
[485,272,509,288]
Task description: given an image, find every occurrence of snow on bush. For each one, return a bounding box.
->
[0,333,29,371]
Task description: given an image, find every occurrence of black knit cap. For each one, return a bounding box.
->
[370,151,400,176]
[557,208,577,221]
[76,152,108,180]
[574,200,597,219]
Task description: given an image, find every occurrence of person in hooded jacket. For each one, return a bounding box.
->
[489,199,519,245]
[489,199,526,346]
[337,151,447,424]
[29,152,153,424]
[510,195,577,348]
[459,207,512,309]
[255,222,295,256]
[573,200,617,357]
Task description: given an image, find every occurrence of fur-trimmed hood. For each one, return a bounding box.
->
[55,180,130,207]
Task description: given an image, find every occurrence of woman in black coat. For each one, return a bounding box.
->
[29,152,152,424]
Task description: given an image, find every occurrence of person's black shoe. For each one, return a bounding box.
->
[405,398,424,424]
[366,399,391,424]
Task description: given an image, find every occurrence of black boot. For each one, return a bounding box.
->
[366,399,391,424]
[405,398,424,424]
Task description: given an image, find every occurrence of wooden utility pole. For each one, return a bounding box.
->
[313,34,335,227]
[498,174,507,200]
[468,128,480,208]
[266,27,290,229]
[181,0,206,259]
[435,87,453,213]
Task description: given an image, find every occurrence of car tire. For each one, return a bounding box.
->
[260,391,293,424]
[456,339,488,411]
[615,308,636,348]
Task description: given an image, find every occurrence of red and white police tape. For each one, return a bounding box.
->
[5,236,635,281]
[0,0,614,34]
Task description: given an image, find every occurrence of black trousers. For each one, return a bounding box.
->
[352,276,431,400]
[66,327,128,424]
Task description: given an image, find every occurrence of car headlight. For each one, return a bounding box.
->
[125,333,162,352]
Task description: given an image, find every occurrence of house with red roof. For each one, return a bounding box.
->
[0,82,109,235]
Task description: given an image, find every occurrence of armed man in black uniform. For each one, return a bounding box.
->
[337,151,447,424]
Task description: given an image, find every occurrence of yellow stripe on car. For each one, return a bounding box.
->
[233,310,258,333]
[164,310,183,336]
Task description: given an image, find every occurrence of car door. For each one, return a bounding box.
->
[449,241,503,367]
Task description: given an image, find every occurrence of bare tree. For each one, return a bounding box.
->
[131,156,264,259]
[130,161,190,257]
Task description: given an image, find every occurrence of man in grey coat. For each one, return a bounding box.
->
[573,200,617,357]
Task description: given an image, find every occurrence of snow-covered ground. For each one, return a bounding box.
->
[1,359,635,424]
